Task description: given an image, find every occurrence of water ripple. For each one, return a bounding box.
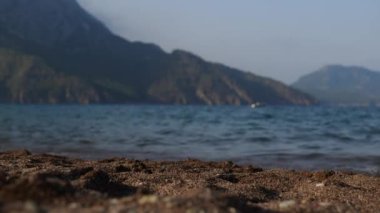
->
[0,105,379,173]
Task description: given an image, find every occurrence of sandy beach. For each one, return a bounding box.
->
[0,150,379,212]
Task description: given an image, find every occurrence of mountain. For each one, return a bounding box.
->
[0,0,316,105]
[293,65,380,105]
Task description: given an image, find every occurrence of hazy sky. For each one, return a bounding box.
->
[78,0,380,84]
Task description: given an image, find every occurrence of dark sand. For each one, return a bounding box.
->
[0,150,379,212]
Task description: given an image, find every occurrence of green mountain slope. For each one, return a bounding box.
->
[293,65,380,105]
[0,0,316,105]
[0,48,104,103]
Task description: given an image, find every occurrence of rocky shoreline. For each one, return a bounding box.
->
[0,150,379,212]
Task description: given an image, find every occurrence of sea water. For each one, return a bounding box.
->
[0,105,379,173]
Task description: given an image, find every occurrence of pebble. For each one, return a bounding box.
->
[24,201,43,213]
[109,199,119,205]
[138,195,159,205]
[228,207,237,213]
[319,202,331,207]
[316,182,325,187]
[279,200,296,209]
[68,202,79,209]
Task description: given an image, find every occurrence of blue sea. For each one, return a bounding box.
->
[0,105,379,173]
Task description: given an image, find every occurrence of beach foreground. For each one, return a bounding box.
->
[0,150,379,212]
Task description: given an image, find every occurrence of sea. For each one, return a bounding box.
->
[0,105,379,174]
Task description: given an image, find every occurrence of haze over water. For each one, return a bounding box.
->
[1,105,379,173]
[79,0,380,83]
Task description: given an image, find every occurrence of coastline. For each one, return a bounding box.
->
[0,150,379,212]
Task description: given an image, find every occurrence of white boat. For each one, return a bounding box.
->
[251,102,264,108]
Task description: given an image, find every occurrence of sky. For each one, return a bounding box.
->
[78,0,380,84]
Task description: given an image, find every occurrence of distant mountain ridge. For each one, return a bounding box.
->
[293,65,380,105]
[0,0,316,105]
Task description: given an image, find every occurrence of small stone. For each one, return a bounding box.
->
[110,198,119,205]
[316,182,325,187]
[186,208,201,213]
[68,202,79,209]
[279,200,296,209]
[119,197,134,204]
[138,195,159,205]
[228,207,237,213]
[319,202,331,207]
[24,201,43,213]
[164,197,174,208]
